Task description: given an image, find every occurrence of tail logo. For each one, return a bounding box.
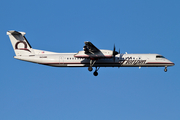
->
[15,41,31,52]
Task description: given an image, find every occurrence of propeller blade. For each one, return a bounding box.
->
[113,44,118,56]
[113,44,116,52]
[112,44,119,62]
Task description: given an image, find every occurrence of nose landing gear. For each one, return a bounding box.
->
[164,67,167,72]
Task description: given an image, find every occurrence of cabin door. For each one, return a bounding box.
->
[59,56,64,64]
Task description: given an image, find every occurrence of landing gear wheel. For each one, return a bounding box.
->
[93,71,98,76]
[164,67,167,72]
[93,67,100,76]
[88,67,93,71]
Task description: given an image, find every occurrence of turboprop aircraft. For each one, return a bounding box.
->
[7,30,174,76]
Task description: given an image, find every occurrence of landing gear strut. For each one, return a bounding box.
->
[88,59,100,76]
[88,59,96,72]
[164,67,167,72]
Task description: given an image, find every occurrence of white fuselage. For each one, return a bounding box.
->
[14,50,174,68]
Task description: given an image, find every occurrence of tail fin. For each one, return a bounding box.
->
[7,30,35,56]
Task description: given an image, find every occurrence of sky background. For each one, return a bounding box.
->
[0,0,180,120]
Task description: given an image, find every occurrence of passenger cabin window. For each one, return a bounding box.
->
[156,55,165,58]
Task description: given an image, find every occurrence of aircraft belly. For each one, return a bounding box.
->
[67,64,85,67]
[93,63,121,67]
[14,56,60,65]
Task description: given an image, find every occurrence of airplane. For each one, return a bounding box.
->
[7,30,175,76]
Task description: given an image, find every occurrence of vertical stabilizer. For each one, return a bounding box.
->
[7,30,35,56]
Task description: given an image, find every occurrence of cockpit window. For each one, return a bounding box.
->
[156,55,165,58]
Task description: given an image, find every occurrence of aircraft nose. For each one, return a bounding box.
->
[167,59,175,66]
[169,61,175,66]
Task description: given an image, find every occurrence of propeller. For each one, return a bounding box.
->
[112,44,119,62]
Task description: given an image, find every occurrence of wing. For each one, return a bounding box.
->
[75,41,111,58]
[83,41,100,53]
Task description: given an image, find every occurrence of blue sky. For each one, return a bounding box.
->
[0,0,180,120]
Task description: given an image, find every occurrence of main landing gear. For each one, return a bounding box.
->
[88,59,100,76]
[88,67,100,76]
[88,66,93,71]
[93,67,100,76]
[88,59,96,72]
